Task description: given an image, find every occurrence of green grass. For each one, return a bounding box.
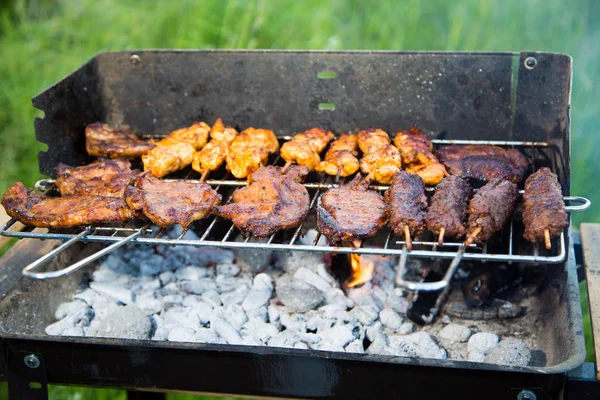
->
[0,0,598,398]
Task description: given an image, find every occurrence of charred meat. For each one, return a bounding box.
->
[358,128,401,185]
[317,175,387,243]
[2,182,133,228]
[315,133,360,177]
[394,126,447,185]
[280,128,334,171]
[216,165,310,238]
[55,159,138,198]
[85,122,155,159]
[425,175,472,243]
[226,128,280,179]
[436,145,529,183]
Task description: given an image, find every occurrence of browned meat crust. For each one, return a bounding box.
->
[522,168,567,244]
[125,176,221,229]
[467,178,519,243]
[1,182,133,228]
[384,171,428,238]
[85,122,155,158]
[316,175,387,243]
[315,133,360,177]
[436,145,529,183]
[280,128,334,171]
[216,165,310,238]
[425,175,472,240]
[394,126,447,185]
[55,160,138,198]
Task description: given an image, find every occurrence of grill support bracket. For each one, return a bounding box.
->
[7,350,48,400]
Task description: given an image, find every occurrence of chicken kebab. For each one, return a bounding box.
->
[315,133,360,179]
[280,128,334,172]
[394,126,447,185]
[357,128,401,185]
[85,122,155,159]
[226,127,279,179]
[192,118,238,181]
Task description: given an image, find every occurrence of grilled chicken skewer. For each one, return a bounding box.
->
[522,168,567,250]
[358,128,401,184]
[85,123,155,159]
[315,133,360,179]
[384,171,427,250]
[280,128,335,172]
[55,160,139,198]
[394,126,448,185]
[226,127,279,179]
[425,175,472,246]
[465,179,519,245]
[192,118,239,181]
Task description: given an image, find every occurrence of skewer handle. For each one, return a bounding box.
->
[437,227,445,247]
[404,225,412,251]
[281,161,293,173]
[464,226,482,246]
[544,228,552,250]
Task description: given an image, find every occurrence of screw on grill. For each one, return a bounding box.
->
[24,354,40,369]
[517,390,537,400]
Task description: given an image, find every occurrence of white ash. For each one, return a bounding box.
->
[44,228,530,366]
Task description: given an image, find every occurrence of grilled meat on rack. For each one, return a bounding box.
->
[280,128,335,171]
[384,171,428,249]
[2,182,133,228]
[466,178,519,245]
[316,174,388,244]
[125,176,221,229]
[436,145,529,183]
[522,167,567,249]
[315,133,360,177]
[85,122,155,159]
[55,160,138,198]
[425,175,472,244]
[394,126,447,185]
[192,118,238,177]
[358,128,401,184]
[226,128,280,179]
[216,165,310,238]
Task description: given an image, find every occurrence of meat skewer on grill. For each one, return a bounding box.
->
[191,118,239,181]
[358,128,401,184]
[315,133,360,180]
[425,175,472,246]
[317,174,388,244]
[280,128,334,172]
[216,165,310,238]
[55,159,139,198]
[465,178,519,245]
[522,167,567,250]
[226,127,280,179]
[384,171,428,250]
[85,122,155,159]
[394,126,448,185]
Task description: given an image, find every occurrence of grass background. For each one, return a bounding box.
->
[0,0,598,398]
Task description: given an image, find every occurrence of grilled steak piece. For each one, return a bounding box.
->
[425,175,472,240]
[522,168,567,245]
[317,174,387,243]
[436,145,529,183]
[385,171,428,239]
[55,160,138,198]
[216,165,310,238]
[85,122,155,158]
[2,182,133,228]
[125,176,221,229]
[467,178,519,243]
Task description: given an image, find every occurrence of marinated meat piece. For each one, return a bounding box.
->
[55,160,138,198]
[315,133,360,177]
[357,128,390,154]
[358,128,401,185]
[522,168,567,249]
[85,122,155,158]
[2,182,133,228]
[436,145,529,183]
[384,171,428,248]
[425,175,472,244]
[142,142,195,178]
[155,122,211,150]
[394,126,447,185]
[226,128,279,179]
[125,176,221,229]
[192,118,239,176]
[216,165,310,238]
[466,179,519,244]
[316,175,387,244]
[280,128,334,171]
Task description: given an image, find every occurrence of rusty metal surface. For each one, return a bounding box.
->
[581,223,600,380]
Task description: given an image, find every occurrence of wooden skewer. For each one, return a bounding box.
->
[281,161,293,174]
[351,239,362,250]
[544,228,552,250]
[200,170,209,182]
[404,225,412,250]
[335,165,342,182]
[464,226,483,246]
[437,227,445,247]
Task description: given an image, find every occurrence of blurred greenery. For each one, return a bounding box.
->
[0,0,598,398]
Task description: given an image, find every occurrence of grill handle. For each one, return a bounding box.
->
[565,196,591,212]
[22,229,142,280]
[395,244,465,291]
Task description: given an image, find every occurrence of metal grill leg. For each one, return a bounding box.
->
[7,351,48,400]
[127,390,167,400]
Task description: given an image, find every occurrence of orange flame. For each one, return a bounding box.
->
[347,254,375,287]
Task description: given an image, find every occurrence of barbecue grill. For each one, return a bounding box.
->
[0,50,598,400]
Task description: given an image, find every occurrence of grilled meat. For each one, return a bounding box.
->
[384,171,428,242]
[522,168,567,248]
[226,127,279,179]
[125,176,221,229]
[316,175,387,243]
[280,128,334,171]
[425,175,472,241]
[85,122,155,158]
[315,133,360,177]
[358,129,401,184]
[55,160,138,198]
[466,178,519,244]
[2,182,133,228]
[192,118,239,176]
[394,126,447,185]
[436,145,529,183]
[155,122,211,150]
[216,165,310,238]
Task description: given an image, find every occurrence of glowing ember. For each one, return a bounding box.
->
[347,253,375,287]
